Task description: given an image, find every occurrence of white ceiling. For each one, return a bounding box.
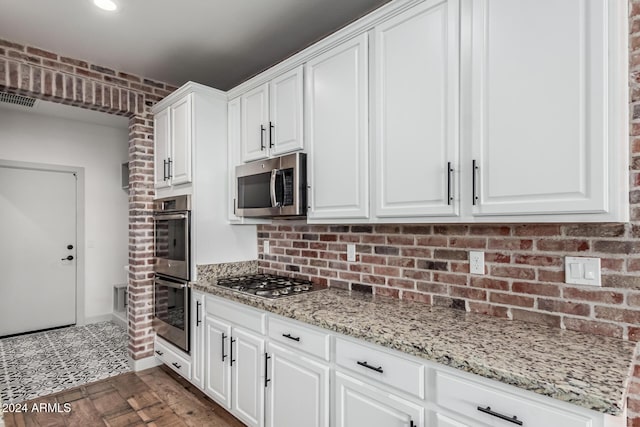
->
[0,0,390,91]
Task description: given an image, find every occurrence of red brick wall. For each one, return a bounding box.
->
[259,1,640,424]
[0,39,176,361]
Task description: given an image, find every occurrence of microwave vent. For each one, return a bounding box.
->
[0,92,37,108]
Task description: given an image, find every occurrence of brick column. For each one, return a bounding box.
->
[0,39,177,362]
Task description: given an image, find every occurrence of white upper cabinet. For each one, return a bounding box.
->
[306,33,369,220]
[373,0,459,219]
[241,83,270,162]
[467,0,626,219]
[153,92,194,191]
[154,107,170,189]
[240,66,304,162]
[170,94,193,186]
[270,66,304,156]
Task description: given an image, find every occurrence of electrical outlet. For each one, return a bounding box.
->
[347,244,356,262]
[469,251,485,275]
[264,241,270,255]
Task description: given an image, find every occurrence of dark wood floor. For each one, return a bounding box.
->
[3,365,245,427]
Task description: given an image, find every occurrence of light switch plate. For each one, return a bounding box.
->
[565,256,601,286]
[264,241,270,255]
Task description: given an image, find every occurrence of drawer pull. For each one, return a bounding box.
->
[172,362,182,370]
[155,350,164,356]
[282,333,300,342]
[357,360,383,374]
[477,406,522,426]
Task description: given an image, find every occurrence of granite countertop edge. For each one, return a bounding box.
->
[192,282,638,416]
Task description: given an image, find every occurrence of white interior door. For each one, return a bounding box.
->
[0,165,77,336]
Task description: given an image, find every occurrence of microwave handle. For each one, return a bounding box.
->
[270,169,281,208]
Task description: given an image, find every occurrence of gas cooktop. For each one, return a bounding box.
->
[215,274,323,299]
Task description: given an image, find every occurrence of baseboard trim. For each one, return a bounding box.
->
[130,355,162,372]
[83,314,114,325]
[111,312,127,329]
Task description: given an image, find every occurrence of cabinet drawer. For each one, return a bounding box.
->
[335,337,425,399]
[268,316,330,361]
[154,338,192,380]
[435,371,591,427]
[205,295,266,334]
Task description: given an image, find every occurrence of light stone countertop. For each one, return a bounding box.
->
[192,280,638,416]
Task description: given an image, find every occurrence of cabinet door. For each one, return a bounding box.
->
[266,342,329,427]
[190,291,205,390]
[204,315,232,409]
[270,66,304,156]
[334,371,424,427]
[306,33,369,220]
[170,93,193,185]
[232,327,265,427]
[373,0,459,218]
[228,97,242,222]
[469,0,608,216]
[154,107,170,189]
[433,413,474,427]
[242,83,270,162]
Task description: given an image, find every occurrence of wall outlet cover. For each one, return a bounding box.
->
[469,251,485,275]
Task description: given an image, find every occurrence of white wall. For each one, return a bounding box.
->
[0,102,129,321]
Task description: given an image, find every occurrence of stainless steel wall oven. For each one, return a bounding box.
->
[153,275,189,352]
[152,195,191,353]
[153,195,191,281]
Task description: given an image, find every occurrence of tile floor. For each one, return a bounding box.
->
[0,322,130,406]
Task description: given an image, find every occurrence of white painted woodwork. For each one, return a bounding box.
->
[268,316,331,361]
[373,0,459,218]
[204,315,232,409]
[241,83,270,162]
[227,97,242,222]
[306,33,369,220]
[468,0,609,216]
[169,94,193,185]
[0,167,76,336]
[334,371,424,427]
[266,342,330,427]
[190,293,623,427]
[154,337,192,380]
[335,337,425,399]
[269,65,304,155]
[232,327,266,427]
[433,413,473,427]
[154,108,170,189]
[191,290,205,390]
[435,370,592,427]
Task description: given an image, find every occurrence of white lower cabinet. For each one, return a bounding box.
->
[191,290,205,390]
[334,371,424,427]
[154,337,192,380]
[203,296,266,427]
[266,342,330,427]
[190,295,624,427]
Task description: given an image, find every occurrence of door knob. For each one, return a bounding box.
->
[61,255,74,261]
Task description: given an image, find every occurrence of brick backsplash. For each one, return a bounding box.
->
[258,223,640,339]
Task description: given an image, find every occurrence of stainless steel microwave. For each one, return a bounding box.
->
[235,152,307,218]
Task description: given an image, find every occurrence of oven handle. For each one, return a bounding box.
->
[155,277,188,290]
[270,169,280,208]
[152,213,188,221]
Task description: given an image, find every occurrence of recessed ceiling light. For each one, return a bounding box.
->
[93,0,118,12]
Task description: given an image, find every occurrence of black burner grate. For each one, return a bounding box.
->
[216,274,319,298]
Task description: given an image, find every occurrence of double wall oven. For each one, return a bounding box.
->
[152,195,191,353]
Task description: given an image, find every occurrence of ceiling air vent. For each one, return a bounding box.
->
[0,92,37,108]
